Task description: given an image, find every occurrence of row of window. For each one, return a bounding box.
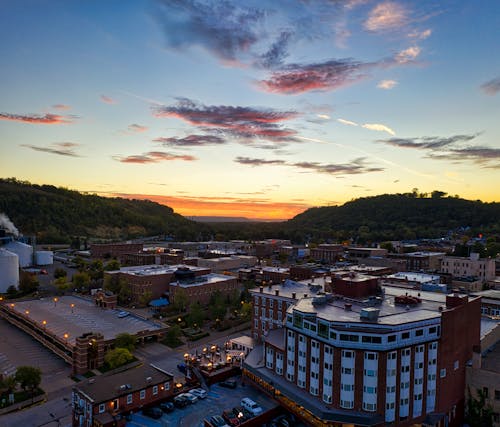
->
[97,383,170,414]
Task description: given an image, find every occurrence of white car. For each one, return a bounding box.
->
[241,397,262,416]
[180,392,198,404]
[117,311,130,318]
[189,388,207,399]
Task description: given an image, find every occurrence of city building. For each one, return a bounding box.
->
[168,273,239,306]
[382,272,446,293]
[72,364,174,427]
[90,242,143,261]
[105,264,210,303]
[244,286,481,426]
[290,264,330,281]
[250,279,325,340]
[441,253,496,283]
[388,252,446,272]
[327,272,379,299]
[310,244,345,264]
[472,289,500,317]
[347,247,388,262]
[197,255,257,273]
[121,248,184,266]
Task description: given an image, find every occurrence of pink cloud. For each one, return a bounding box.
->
[100,95,117,105]
[0,112,73,124]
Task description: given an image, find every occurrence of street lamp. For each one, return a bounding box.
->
[25,310,30,315]
[70,303,75,313]
[42,320,47,329]
[53,297,58,307]
[64,333,69,342]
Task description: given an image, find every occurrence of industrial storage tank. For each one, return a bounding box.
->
[0,248,19,293]
[35,250,53,266]
[3,241,33,267]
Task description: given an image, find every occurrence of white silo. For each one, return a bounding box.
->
[0,249,19,292]
[4,241,33,267]
[36,250,53,266]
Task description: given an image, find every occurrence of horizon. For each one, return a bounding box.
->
[1,1,499,219]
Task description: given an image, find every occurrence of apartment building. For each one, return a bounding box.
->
[441,253,496,283]
[244,287,481,426]
[72,365,174,427]
[310,244,344,264]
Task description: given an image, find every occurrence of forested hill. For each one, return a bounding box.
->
[284,193,500,242]
[0,178,207,243]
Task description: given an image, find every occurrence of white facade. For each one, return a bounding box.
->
[0,248,19,292]
[35,250,53,266]
[4,241,33,267]
[441,253,495,282]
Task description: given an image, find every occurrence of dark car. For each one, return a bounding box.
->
[159,401,175,413]
[232,406,252,421]
[173,394,189,408]
[177,363,187,374]
[220,379,237,389]
[143,406,163,419]
[210,415,229,427]
[222,409,240,426]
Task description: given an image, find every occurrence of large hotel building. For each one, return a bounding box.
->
[245,279,481,426]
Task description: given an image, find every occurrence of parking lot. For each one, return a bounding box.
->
[126,376,277,427]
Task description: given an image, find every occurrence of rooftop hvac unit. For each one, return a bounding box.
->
[360,307,380,321]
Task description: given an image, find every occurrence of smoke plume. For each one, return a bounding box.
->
[0,213,19,237]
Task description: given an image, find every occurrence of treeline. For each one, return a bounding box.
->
[0,178,209,243]
[1,178,499,245]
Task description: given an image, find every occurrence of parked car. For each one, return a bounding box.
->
[219,379,237,389]
[143,406,163,419]
[173,394,189,408]
[209,415,230,427]
[159,401,174,413]
[273,415,291,427]
[222,409,240,426]
[180,392,198,404]
[117,311,129,318]
[190,388,207,399]
[240,397,263,416]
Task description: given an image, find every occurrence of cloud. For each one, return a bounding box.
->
[364,1,408,32]
[377,133,479,149]
[337,118,358,126]
[114,151,197,164]
[0,112,73,125]
[52,104,71,111]
[154,0,265,63]
[258,58,370,94]
[128,124,148,133]
[408,28,432,40]
[395,46,421,64]
[362,123,395,135]
[317,114,330,120]
[154,98,299,142]
[21,142,82,157]
[426,147,500,167]
[377,79,398,89]
[480,76,500,96]
[100,95,117,104]
[257,30,293,69]
[154,134,226,147]
[235,156,383,176]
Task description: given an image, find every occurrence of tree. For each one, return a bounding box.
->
[104,348,134,369]
[465,387,494,427]
[139,290,153,307]
[163,325,182,347]
[18,272,39,295]
[55,277,71,295]
[104,259,120,271]
[431,190,447,199]
[114,333,136,352]
[186,303,204,328]
[240,302,252,319]
[0,375,17,394]
[53,268,67,279]
[72,272,90,292]
[172,288,188,313]
[15,366,41,393]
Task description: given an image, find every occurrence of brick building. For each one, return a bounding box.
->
[327,272,379,299]
[347,247,388,262]
[310,244,344,264]
[90,243,143,260]
[168,273,239,306]
[388,252,445,272]
[244,286,481,426]
[72,364,174,427]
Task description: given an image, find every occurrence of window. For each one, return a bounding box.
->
[387,369,397,376]
[127,394,133,404]
[153,385,158,395]
[364,369,377,377]
[99,403,105,413]
[340,334,359,342]
[342,350,354,358]
[415,378,423,385]
[415,362,424,369]
[454,360,459,370]
[386,402,395,410]
[495,390,500,400]
[430,341,438,350]
[402,332,410,339]
[341,383,353,391]
[340,400,354,409]
[402,365,410,373]
[330,331,337,339]
[440,368,446,378]
[365,352,378,360]
[318,322,329,338]
[388,351,397,360]
[341,367,352,375]
[164,382,170,390]
[416,345,424,353]
[323,394,332,404]
[429,326,437,334]
[388,334,396,342]
[363,386,377,393]
[387,385,396,393]
[363,402,377,412]
[140,389,146,400]
[482,387,489,398]
[402,348,411,356]
[415,329,424,337]
[400,397,409,405]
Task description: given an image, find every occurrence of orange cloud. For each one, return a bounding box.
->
[0,112,73,124]
[108,193,310,220]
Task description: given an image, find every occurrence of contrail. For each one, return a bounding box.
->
[119,90,165,106]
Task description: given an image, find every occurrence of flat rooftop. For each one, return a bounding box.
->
[386,272,441,283]
[171,273,235,288]
[291,286,451,326]
[9,296,162,345]
[250,279,324,299]
[109,264,208,276]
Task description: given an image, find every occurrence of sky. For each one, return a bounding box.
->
[1,0,499,220]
